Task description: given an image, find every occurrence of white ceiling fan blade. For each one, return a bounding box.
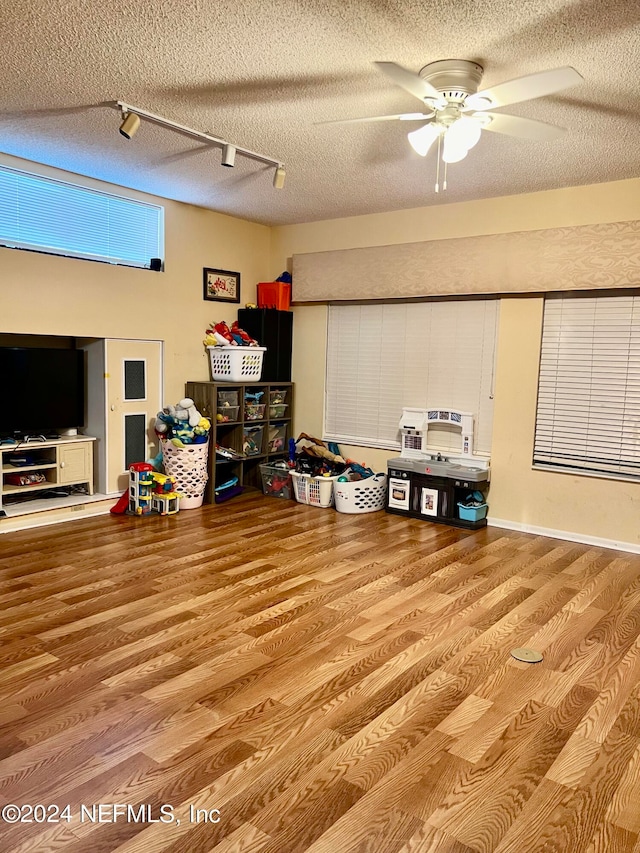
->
[374,62,446,107]
[315,111,433,126]
[464,66,583,111]
[480,112,567,141]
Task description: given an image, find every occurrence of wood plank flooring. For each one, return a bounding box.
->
[1,493,640,852]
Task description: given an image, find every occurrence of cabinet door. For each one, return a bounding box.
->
[105,340,163,494]
[58,442,92,486]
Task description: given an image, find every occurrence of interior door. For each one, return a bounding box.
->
[105,339,163,494]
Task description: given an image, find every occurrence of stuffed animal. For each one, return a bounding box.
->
[178,398,201,427]
[154,400,209,444]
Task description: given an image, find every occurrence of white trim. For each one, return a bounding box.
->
[488,516,640,555]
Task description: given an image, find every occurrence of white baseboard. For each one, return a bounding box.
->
[488,516,640,555]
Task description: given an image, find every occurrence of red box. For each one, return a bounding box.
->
[257,281,291,311]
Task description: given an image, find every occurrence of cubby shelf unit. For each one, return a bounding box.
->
[185,381,294,504]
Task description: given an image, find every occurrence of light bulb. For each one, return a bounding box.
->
[407,123,442,157]
[442,117,483,163]
[442,132,469,163]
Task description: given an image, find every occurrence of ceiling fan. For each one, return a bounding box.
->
[321,60,583,189]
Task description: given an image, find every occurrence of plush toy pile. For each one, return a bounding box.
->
[203,321,259,348]
[154,398,211,447]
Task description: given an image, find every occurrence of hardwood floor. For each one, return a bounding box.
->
[1,493,640,852]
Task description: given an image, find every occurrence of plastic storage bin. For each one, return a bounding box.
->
[269,403,288,419]
[260,463,293,499]
[244,402,266,421]
[257,281,291,311]
[291,472,339,507]
[267,422,287,453]
[269,389,288,405]
[457,502,488,522]
[216,404,239,422]
[243,425,264,456]
[334,474,387,514]
[207,346,266,382]
[217,390,239,407]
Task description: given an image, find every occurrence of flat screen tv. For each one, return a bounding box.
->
[0,347,85,438]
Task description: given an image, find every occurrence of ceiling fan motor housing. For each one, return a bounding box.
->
[419,59,484,103]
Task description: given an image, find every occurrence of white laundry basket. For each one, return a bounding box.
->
[334,474,387,514]
[291,472,339,507]
[207,346,266,382]
[161,439,209,508]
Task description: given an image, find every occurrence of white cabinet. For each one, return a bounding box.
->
[0,437,95,515]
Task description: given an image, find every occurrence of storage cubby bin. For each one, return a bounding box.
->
[243,425,264,456]
[216,404,239,422]
[267,422,287,454]
[217,390,239,407]
[269,403,288,419]
[269,389,288,405]
[245,403,266,421]
[260,463,292,499]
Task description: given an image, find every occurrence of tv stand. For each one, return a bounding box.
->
[0,436,95,516]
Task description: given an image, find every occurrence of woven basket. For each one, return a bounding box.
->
[161,439,209,509]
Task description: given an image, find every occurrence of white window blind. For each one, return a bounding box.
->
[0,165,163,268]
[534,294,640,480]
[325,300,498,453]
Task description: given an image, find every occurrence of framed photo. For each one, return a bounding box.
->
[420,487,439,517]
[203,268,240,303]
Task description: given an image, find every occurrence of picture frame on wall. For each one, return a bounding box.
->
[203,268,241,303]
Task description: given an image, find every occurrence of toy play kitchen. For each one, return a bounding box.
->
[386,408,490,529]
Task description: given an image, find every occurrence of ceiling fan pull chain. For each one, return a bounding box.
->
[435,134,441,192]
[443,160,448,191]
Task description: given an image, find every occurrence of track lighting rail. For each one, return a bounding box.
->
[114,100,285,188]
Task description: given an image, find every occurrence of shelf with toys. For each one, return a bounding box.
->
[185,379,294,503]
[184,318,294,504]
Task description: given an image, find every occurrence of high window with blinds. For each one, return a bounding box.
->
[0,165,163,268]
[325,300,498,453]
[534,294,640,480]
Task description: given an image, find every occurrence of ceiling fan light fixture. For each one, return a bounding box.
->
[407,123,442,157]
[442,137,469,164]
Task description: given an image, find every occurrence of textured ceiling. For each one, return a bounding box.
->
[1,0,639,226]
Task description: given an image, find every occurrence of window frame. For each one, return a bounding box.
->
[0,163,164,270]
[533,291,640,483]
[324,298,499,456]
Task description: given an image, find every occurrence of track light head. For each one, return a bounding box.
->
[119,111,140,140]
[221,144,236,167]
[273,166,286,189]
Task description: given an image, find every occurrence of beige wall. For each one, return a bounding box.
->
[271,177,640,549]
[5,151,640,547]
[0,153,271,405]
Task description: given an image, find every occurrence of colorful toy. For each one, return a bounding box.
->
[127,462,155,515]
[204,321,259,348]
[117,463,184,517]
[153,400,210,445]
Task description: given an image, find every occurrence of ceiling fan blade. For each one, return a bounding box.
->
[315,111,433,126]
[480,112,567,141]
[464,66,583,111]
[374,62,446,107]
